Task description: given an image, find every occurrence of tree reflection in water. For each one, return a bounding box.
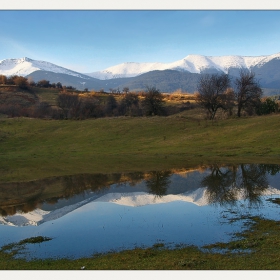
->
[201,165,238,206]
[145,171,171,198]
[202,164,280,206]
[0,164,279,217]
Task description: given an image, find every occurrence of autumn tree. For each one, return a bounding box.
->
[195,73,231,120]
[141,87,165,116]
[6,75,18,85]
[235,70,262,117]
[0,75,7,84]
[13,76,29,89]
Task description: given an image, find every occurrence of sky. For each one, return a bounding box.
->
[1,10,280,73]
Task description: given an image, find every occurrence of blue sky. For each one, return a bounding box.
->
[1,10,280,73]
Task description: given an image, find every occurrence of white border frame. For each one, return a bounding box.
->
[1,0,280,10]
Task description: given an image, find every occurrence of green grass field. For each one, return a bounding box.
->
[0,110,279,182]
[33,87,60,106]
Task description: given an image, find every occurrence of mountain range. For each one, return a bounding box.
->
[1,53,280,93]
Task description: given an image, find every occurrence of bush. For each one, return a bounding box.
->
[256,98,279,115]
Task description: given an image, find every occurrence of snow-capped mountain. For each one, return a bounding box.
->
[1,53,280,92]
[87,53,280,80]
[0,57,90,79]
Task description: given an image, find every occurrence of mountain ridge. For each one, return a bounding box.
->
[0,57,91,79]
[87,53,280,79]
[1,53,280,93]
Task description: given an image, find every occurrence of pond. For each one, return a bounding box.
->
[0,163,280,260]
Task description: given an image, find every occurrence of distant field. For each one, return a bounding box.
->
[0,109,279,182]
[33,87,60,106]
[35,88,197,106]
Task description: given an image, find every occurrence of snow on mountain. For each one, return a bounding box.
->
[87,53,280,80]
[0,57,90,79]
[88,62,168,80]
[2,186,280,227]
[2,53,280,82]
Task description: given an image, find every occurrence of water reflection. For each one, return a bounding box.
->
[0,172,144,217]
[146,171,171,198]
[202,164,271,206]
[0,163,280,259]
[0,164,279,219]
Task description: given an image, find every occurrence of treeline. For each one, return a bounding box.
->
[2,71,278,120]
[53,87,193,119]
[0,74,76,90]
[195,70,279,119]
[0,76,194,119]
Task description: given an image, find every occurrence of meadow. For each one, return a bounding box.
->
[0,108,279,182]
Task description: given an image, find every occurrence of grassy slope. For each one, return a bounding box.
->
[33,87,60,106]
[0,111,280,182]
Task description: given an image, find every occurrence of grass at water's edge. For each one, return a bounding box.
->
[0,215,280,270]
[0,112,280,182]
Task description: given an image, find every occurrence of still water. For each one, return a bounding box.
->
[0,164,280,259]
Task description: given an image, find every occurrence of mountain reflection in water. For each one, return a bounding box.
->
[0,164,279,219]
[0,163,280,259]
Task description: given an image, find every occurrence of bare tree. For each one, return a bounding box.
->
[141,87,165,116]
[105,95,118,116]
[57,93,81,119]
[196,73,231,120]
[235,70,262,117]
[122,87,129,94]
[119,93,140,116]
